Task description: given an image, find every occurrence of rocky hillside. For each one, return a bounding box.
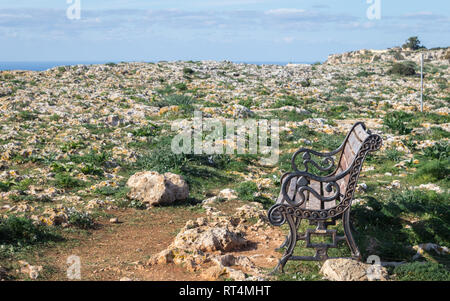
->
[326,47,450,65]
[0,47,449,281]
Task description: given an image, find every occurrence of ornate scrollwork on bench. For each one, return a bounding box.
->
[291,148,340,173]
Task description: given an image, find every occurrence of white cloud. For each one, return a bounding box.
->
[265,8,306,16]
[282,36,294,43]
[403,11,433,17]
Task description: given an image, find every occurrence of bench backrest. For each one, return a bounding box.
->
[334,122,370,197]
[276,122,381,215]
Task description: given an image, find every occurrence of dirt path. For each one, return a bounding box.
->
[32,208,205,280]
[29,203,284,281]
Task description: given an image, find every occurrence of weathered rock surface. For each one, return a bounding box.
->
[320,258,388,281]
[172,226,247,252]
[126,171,189,205]
[217,188,238,200]
[18,261,43,280]
[147,204,270,281]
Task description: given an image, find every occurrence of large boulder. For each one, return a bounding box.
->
[126,171,189,206]
[172,226,247,252]
[320,258,388,281]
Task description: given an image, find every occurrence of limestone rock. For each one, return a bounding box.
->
[172,226,247,252]
[217,188,238,200]
[320,258,388,281]
[201,264,247,281]
[126,171,189,206]
[234,202,267,221]
[18,261,43,280]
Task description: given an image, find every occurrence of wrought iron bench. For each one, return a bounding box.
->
[267,122,382,273]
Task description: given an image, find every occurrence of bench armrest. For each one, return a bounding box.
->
[291,146,343,173]
[280,169,350,207]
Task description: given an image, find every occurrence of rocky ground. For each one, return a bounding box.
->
[0,46,449,281]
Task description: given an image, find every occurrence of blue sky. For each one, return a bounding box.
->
[0,0,449,62]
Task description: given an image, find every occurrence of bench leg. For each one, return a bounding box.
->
[275,217,301,251]
[343,209,361,260]
[276,235,289,251]
[271,214,297,274]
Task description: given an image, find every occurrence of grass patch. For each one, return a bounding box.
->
[54,173,85,189]
[0,216,62,258]
[236,181,258,201]
[394,262,450,281]
[383,111,412,135]
[353,190,450,261]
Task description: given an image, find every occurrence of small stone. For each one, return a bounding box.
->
[109,217,119,224]
[217,189,238,200]
[357,183,368,192]
[18,261,43,280]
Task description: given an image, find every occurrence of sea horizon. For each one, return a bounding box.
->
[0,60,317,72]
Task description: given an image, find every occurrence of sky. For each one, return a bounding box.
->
[0,0,449,62]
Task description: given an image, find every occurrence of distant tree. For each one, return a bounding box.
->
[402,36,426,50]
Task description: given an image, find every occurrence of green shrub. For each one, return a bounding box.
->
[80,163,104,176]
[383,111,412,134]
[61,141,85,153]
[0,181,12,192]
[356,70,375,77]
[116,198,146,210]
[236,181,258,201]
[414,159,450,182]
[155,94,195,112]
[54,173,84,189]
[238,97,254,109]
[183,67,195,75]
[385,148,404,162]
[155,84,175,95]
[131,124,160,137]
[175,82,188,91]
[0,216,60,250]
[423,141,449,160]
[50,162,75,173]
[49,114,60,122]
[326,105,349,118]
[16,110,38,121]
[394,262,450,281]
[134,143,189,174]
[271,95,299,108]
[387,62,416,76]
[69,150,110,167]
[66,208,95,229]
